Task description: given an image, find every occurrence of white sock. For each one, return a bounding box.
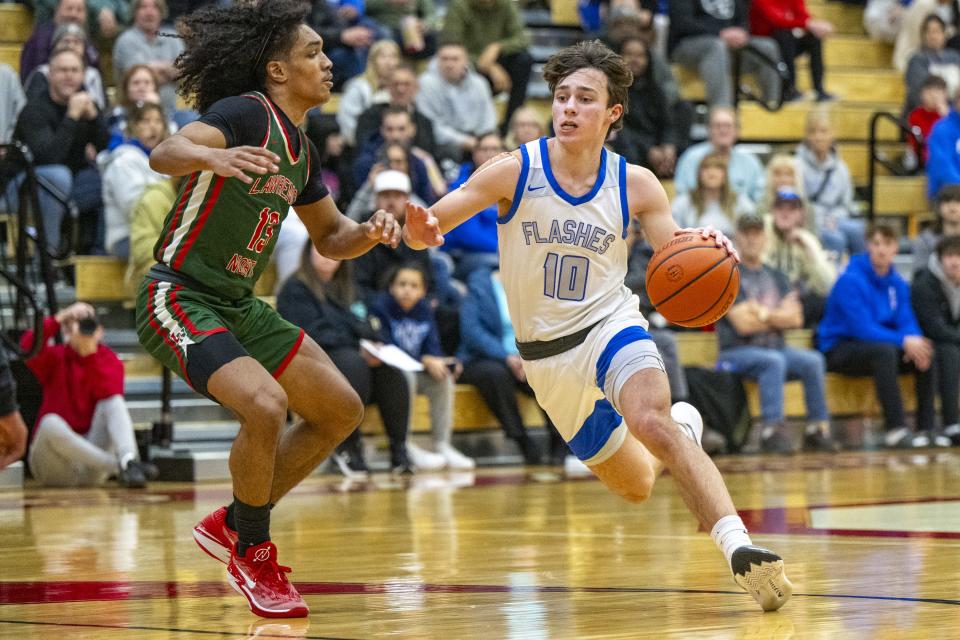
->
[711,515,753,568]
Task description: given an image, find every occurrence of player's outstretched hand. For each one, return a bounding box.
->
[363,209,401,248]
[676,226,740,263]
[402,202,444,250]
[208,146,280,184]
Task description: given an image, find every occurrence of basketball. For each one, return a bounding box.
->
[645,233,740,328]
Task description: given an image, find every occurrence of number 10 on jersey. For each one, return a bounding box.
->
[543,253,590,301]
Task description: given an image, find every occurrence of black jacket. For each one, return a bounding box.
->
[355,104,437,156]
[276,278,384,352]
[668,0,748,54]
[14,91,109,173]
[911,267,960,345]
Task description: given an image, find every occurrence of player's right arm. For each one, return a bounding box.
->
[403,150,521,249]
[149,121,280,184]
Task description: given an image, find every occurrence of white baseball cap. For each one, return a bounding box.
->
[374,170,411,195]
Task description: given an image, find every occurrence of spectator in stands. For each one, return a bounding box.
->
[674,107,765,203]
[21,302,157,487]
[907,74,950,166]
[672,152,756,238]
[108,64,162,137]
[356,65,436,156]
[765,189,837,327]
[914,183,960,270]
[442,0,532,132]
[760,153,807,216]
[311,0,380,90]
[458,267,549,465]
[337,39,400,147]
[277,242,416,477]
[894,0,960,72]
[441,132,503,280]
[31,0,127,40]
[718,214,836,454]
[346,140,431,220]
[353,170,459,307]
[667,0,782,107]
[24,23,107,110]
[611,36,679,178]
[905,14,960,113]
[306,112,354,208]
[796,110,866,258]
[865,0,908,44]
[416,43,498,159]
[100,102,168,258]
[912,235,960,445]
[112,0,184,119]
[20,0,101,84]
[371,264,474,471]
[505,106,546,149]
[353,108,444,205]
[819,224,946,448]
[126,175,180,293]
[926,83,960,198]
[750,0,835,102]
[365,0,439,59]
[14,48,110,254]
[0,64,25,145]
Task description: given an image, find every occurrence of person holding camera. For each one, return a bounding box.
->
[20,302,156,487]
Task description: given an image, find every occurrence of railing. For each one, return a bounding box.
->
[732,42,791,112]
[866,111,924,220]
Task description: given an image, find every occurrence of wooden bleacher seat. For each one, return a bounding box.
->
[0,5,31,46]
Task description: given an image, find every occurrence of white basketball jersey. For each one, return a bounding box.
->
[497,137,638,343]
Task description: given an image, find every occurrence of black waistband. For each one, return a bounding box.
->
[515,320,602,361]
[146,264,230,300]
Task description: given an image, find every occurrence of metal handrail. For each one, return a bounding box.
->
[732,42,791,112]
[866,111,924,220]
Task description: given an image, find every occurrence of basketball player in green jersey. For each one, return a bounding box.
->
[137,1,399,618]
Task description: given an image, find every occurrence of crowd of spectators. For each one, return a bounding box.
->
[1,0,960,480]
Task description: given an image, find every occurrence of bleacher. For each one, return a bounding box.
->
[1,0,937,476]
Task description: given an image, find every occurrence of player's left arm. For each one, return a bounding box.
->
[627,164,739,261]
[294,195,401,260]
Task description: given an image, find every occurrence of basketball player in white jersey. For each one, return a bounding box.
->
[403,40,792,612]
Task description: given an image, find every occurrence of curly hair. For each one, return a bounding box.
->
[542,40,633,133]
[175,0,310,113]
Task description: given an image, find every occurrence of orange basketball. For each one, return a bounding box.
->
[645,233,740,328]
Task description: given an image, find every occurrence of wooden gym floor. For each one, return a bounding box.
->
[1,450,959,639]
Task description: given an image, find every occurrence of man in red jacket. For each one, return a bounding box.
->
[750,0,835,102]
[21,302,155,487]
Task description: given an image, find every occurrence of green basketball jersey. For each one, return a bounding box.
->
[153,92,310,300]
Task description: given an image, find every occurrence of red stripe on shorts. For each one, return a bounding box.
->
[272,329,304,379]
[169,285,226,337]
[172,175,225,270]
[146,279,194,389]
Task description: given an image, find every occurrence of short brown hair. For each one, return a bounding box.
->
[542,40,632,133]
[866,222,899,243]
[937,234,960,259]
[132,0,168,20]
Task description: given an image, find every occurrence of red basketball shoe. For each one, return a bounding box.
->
[227,541,309,618]
[193,506,237,565]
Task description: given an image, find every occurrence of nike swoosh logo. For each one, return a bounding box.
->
[235,563,257,589]
[527,184,546,192]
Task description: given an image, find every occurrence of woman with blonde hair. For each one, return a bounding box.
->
[671,152,755,237]
[761,153,807,215]
[336,39,401,146]
[506,106,546,149]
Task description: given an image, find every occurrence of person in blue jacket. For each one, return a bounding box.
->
[440,132,504,281]
[818,223,947,448]
[926,89,960,200]
[458,267,571,465]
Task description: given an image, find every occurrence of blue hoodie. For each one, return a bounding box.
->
[926,108,960,199]
[369,292,444,360]
[817,253,922,353]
